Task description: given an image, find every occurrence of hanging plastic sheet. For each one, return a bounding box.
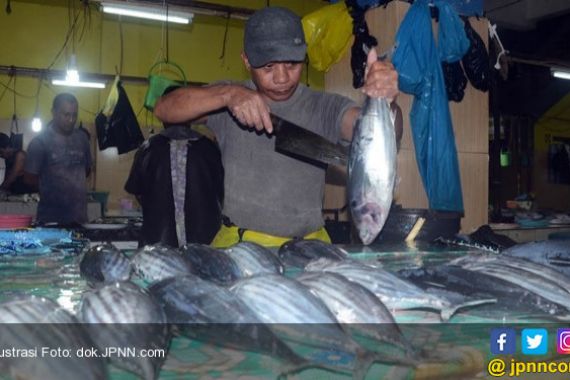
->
[345,0,378,88]
[95,78,144,154]
[462,17,489,92]
[302,2,354,72]
[392,0,469,212]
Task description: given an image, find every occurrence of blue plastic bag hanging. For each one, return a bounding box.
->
[392,0,469,212]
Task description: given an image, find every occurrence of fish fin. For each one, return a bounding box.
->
[441,298,497,321]
[393,175,402,194]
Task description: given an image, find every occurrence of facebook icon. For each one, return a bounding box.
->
[490,328,516,354]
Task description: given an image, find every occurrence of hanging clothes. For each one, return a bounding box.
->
[392,0,469,212]
[95,80,144,154]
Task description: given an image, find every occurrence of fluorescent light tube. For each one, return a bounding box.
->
[52,70,106,88]
[552,69,570,80]
[52,79,106,88]
[52,54,106,89]
[101,3,193,24]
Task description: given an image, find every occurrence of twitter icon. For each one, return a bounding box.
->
[522,329,548,355]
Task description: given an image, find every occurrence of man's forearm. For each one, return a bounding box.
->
[154,84,233,124]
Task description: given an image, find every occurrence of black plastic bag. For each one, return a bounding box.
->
[95,81,144,154]
[442,61,467,102]
[461,18,489,92]
[346,0,378,89]
[9,115,23,150]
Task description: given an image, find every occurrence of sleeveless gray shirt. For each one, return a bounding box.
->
[207,80,355,237]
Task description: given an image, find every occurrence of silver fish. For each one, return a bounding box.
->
[452,254,570,310]
[224,241,284,277]
[230,274,415,376]
[296,271,414,356]
[79,243,131,285]
[278,239,347,269]
[501,240,570,277]
[399,265,567,317]
[306,258,491,321]
[0,295,108,380]
[131,244,192,282]
[348,97,397,245]
[79,282,169,380]
[180,243,240,285]
[148,275,305,362]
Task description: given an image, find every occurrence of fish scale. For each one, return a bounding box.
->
[454,259,570,310]
[131,244,192,282]
[305,258,490,321]
[348,97,397,245]
[296,271,414,356]
[224,241,284,277]
[180,243,240,284]
[79,282,169,380]
[278,239,347,268]
[0,296,108,380]
[79,243,131,284]
[148,274,323,377]
[230,274,417,377]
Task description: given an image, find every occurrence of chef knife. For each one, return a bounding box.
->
[271,114,348,166]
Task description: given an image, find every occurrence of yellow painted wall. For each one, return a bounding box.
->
[0,0,326,213]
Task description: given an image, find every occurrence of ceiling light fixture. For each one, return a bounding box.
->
[51,54,106,89]
[551,68,570,80]
[100,1,194,24]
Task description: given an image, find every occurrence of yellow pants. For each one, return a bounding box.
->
[211,224,331,248]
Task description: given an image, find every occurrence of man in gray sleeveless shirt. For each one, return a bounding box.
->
[154,6,402,247]
[24,93,92,224]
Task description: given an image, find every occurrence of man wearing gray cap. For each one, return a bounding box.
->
[154,6,401,248]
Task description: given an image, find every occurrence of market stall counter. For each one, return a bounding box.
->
[0,237,568,379]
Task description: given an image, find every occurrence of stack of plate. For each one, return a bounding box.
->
[0,214,33,229]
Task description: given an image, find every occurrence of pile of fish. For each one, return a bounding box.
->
[2,237,569,380]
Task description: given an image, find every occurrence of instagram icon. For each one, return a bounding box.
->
[557,329,570,354]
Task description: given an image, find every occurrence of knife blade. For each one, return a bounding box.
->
[271,114,348,166]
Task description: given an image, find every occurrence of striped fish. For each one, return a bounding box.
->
[79,243,131,285]
[131,244,192,282]
[296,271,414,357]
[348,97,397,245]
[452,254,570,311]
[0,295,108,380]
[278,239,348,269]
[230,274,415,377]
[180,243,240,285]
[79,282,169,380]
[148,273,315,375]
[399,265,567,316]
[223,241,284,278]
[306,259,491,321]
[502,240,570,277]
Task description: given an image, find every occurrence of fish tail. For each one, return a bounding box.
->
[440,298,497,321]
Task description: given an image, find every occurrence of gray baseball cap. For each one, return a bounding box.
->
[244,6,307,68]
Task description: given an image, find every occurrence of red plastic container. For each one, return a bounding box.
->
[0,214,33,229]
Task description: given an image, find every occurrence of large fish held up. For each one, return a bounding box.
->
[348,97,397,245]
